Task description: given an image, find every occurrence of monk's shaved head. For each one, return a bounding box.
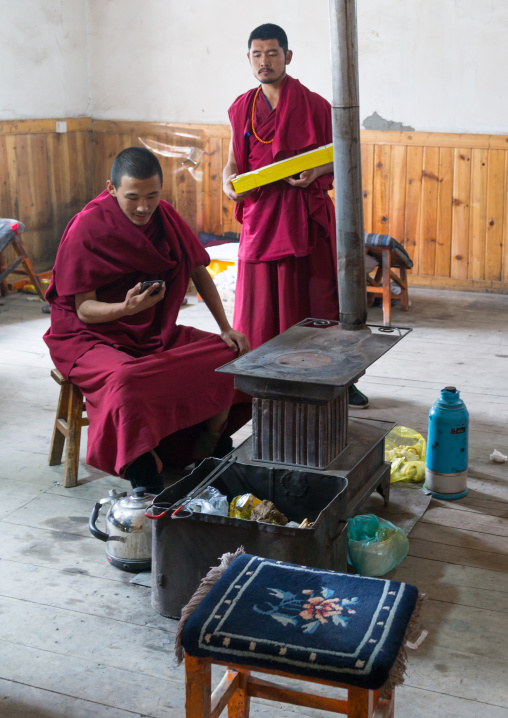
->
[111,147,163,189]
[248,24,288,55]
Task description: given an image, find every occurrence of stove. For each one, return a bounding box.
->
[219,319,410,475]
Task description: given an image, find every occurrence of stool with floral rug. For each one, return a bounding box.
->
[175,550,425,717]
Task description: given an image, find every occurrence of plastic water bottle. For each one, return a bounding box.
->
[425,386,469,500]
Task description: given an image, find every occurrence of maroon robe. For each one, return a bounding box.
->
[44,191,247,476]
[228,75,339,348]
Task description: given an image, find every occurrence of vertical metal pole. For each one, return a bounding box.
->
[329,0,367,329]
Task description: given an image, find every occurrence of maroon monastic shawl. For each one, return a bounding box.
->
[44,190,210,379]
[228,75,335,262]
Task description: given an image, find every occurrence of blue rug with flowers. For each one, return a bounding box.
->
[181,554,420,690]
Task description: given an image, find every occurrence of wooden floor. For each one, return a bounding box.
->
[1,288,507,717]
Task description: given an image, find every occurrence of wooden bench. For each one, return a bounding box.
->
[364,234,413,327]
[177,553,423,717]
[48,369,88,487]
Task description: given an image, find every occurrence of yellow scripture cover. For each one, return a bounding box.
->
[231,143,334,193]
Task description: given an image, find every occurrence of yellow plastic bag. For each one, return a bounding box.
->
[229,493,262,519]
[385,426,426,483]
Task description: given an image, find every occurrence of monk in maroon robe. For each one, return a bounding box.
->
[223,23,369,409]
[45,147,250,491]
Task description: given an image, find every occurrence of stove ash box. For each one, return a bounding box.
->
[151,458,348,618]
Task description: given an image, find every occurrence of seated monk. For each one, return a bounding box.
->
[44,146,250,493]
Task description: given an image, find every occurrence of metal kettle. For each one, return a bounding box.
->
[89,488,154,572]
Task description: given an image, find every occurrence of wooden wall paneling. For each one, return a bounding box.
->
[451,148,471,279]
[0,136,21,270]
[388,144,407,244]
[359,130,505,149]
[485,149,506,282]
[46,133,63,249]
[4,135,20,222]
[503,155,508,283]
[0,128,93,271]
[435,147,454,278]
[0,137,13,219]
[29,134,53,266]
[372,144,391,234]
[361,143,374,233]
[56,134,72,220]
[92,131,122,195]
[165,129,183,214]
[1,121,507,288]
[419,146,440,276]
[81,127,93,200]
[0,119,91,136]
[404,145,424,275]
[44,130,93,264]
[202,136,223,235]
[67,133,83,217]
[175,163,199,234]
[11,135,39,266]
[221,137,240,237]
[11,134,32,220]
[201,136,212,233]
[155,132,178,213]
[468,148,488,280]
[91,130,104,195]
[172,128,202,232]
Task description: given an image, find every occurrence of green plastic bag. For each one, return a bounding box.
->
[385,425,426,483]
[347,514,409,577]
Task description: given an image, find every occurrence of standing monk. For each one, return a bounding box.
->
[45,147,250,493]
[223,23,369,408]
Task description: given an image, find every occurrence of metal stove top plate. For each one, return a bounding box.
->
[217,320,411,387]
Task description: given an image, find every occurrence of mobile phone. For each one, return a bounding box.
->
[140,280,163,295]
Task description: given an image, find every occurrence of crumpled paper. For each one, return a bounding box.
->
[490,449,508,463]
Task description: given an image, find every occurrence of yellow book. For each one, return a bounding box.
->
[231,143,334,194]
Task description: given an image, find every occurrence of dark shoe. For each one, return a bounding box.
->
[212,434,234,459]
[348,385,369,409]
[124,451,164,494]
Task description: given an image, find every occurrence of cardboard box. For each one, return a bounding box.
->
[231,143,334,193]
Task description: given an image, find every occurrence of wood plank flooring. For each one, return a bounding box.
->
[0,288,507,717]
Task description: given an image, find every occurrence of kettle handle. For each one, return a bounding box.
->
[89,502,109,541]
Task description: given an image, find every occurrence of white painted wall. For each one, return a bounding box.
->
[1,0,506,134]
[86,0,508,133]
[0,0,90,120]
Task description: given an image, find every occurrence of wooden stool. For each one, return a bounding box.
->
[177,554,422,717]
[364,234,413,327]
[48,369,89,487]
[0,219,47,301]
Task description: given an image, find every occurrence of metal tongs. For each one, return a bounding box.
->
[146,456,237,520]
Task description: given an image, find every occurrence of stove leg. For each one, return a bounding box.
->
[376,471,391,506]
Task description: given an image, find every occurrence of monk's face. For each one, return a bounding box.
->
[248,39,292,86]
[107,174,162,226]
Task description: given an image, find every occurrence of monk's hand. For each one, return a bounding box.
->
[123,282,166,315]
[284,168,320,188]
[223,174,253,203]
[220,328,250,356]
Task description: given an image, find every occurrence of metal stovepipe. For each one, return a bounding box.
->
[328,0,367,329]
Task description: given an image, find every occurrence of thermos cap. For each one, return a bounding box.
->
[444,386,457,393]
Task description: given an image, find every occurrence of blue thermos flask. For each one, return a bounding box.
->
[425,386,469,500]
